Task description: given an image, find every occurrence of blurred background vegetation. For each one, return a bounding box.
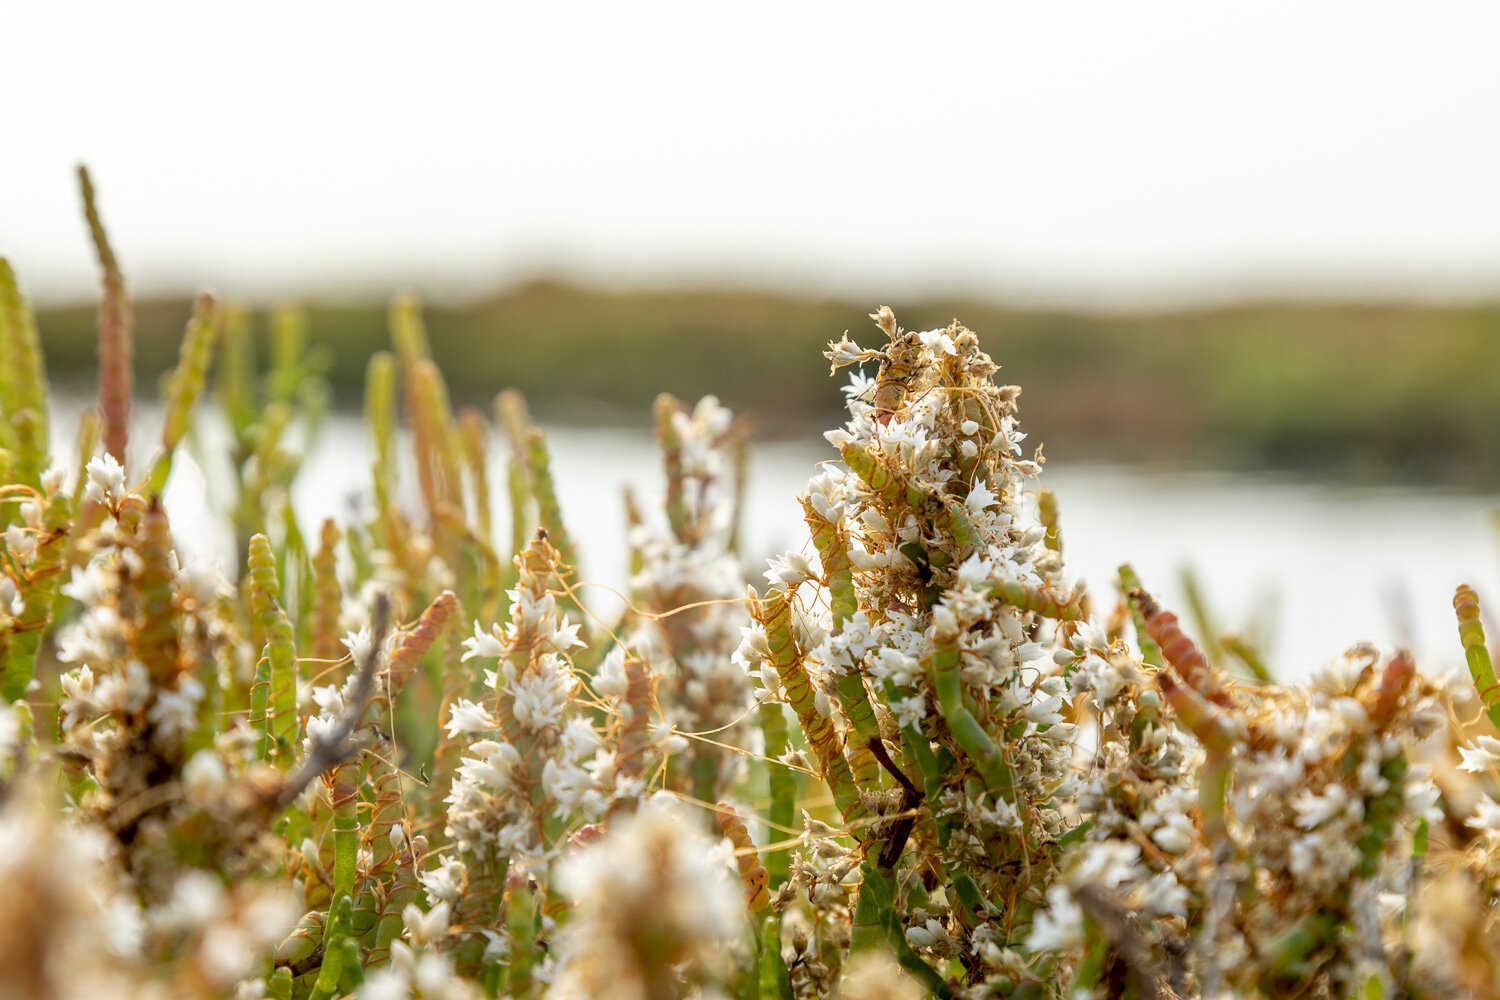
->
[33,280,1500,486]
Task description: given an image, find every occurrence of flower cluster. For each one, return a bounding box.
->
[623,394,754,803]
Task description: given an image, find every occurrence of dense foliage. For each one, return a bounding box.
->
[2,171,1500,1000]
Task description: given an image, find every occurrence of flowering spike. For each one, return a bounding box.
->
[1037,487,1063,555]
[0,259,49,490]
[926,617,1016,802]
[716,800,770,912]
[654,393,693,543]
[981,577,1085,621]
[134,498,181,685]
[384,589,458,697]
[752,587,863,822]
[151,290,217,492]
[310,520,343,662]
[1132,587,1228,705]
[611,657,654,817]
[78,165,133,466]
[1455,584,1500,731]
[803,495,856,627]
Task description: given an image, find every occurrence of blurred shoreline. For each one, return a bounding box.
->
[31,278,1500,487]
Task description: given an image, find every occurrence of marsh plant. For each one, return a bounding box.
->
[3,170,1500,1000]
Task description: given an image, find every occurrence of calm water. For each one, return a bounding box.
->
[137,410,1500,681]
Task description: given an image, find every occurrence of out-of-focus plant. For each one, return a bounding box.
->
[3,172,1500,1000]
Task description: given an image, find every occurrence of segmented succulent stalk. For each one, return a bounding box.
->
[134,498,182,685]
[353,761,405,942]
[1118,564,1164,668]
[849,860,953,998]
[1368,649,1415,726]
[79,165,133,466]
[808,502,882,794]
[840,441,977,556]
[1356,753,1409,878]
[871,330,922,426]
[1132,588,1229,707]
[275,908,327,978]
[0,493,71,702]
[1037,488,1063,555]
[214,302,256,441]
[238,401,292,557]
[365,351,397,532]
[1156,672,1236,841]
[1178,565,1227,672]
[458,406,493,545]
[0,259,48,491]
[382,589,458,700]
[759,913,793,1000]
[611,657,653,817]
[310,520,343,662]
[758,702,796,885]
[752,587,863,822]
[366,836,426,965]
[413,359,465,525]
[728,426,749,556]
[268,303,307,405]
[331,782,359,893]
[717,800,770,911]
[428,601,476,822]
[1455,584,1500,730]
[803,496,856,627]
[654,393,694,542]
[926,616,1017,803]
[524,427,578,576]
[250,656,273,761]
[248,533,298,758]
[506,455,530,567]
[151,291,217,493]
[979,577,1085,621]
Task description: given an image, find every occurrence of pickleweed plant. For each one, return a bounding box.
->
[6,173,1500,999]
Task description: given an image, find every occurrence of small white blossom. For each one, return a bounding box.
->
[84,454,128,508]
[1468,794,1500,832]
[445,698,496,737]
[1458,735,1500,773]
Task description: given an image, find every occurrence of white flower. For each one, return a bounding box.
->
[419,855,466,907]
[1468,794,1500,832]
[1074,841,1142,890]
[1138,871,1189,919]
[461,620,506,662]
[764,551,818,589]
[916,329,958,356]
[148,678,204,742]
[1025,885,1083,953]
[1458,735,1500,773]
[84,454,128,508]
[445,698,496,737]
[594,648,628,699]
[1150,812,1195,854]
[1292,782,1351,830]
[964,480,999,512]
[891,695,926,731]
[650,720,688,755]
[402,901,450,946]
[302,714,339,754]
[905,918,947,950]
[183,750,228,803]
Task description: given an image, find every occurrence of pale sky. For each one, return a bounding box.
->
[4,1,1500,306]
